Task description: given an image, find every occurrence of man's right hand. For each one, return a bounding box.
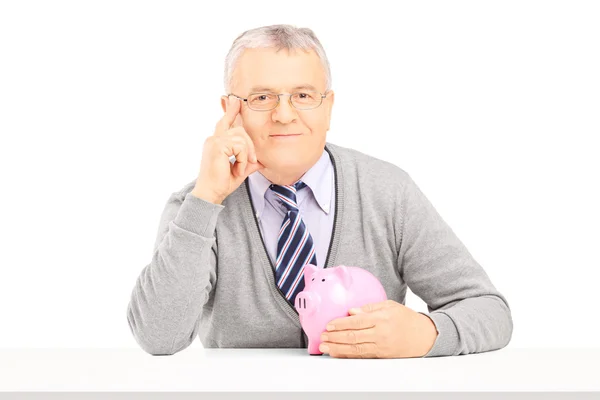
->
[191,96,266,205]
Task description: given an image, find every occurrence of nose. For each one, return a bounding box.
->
[295,291,320,316]
[271,96,298,124]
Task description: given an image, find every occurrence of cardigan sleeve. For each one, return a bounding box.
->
[396,173,513,357]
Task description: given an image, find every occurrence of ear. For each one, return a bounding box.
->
[334,265,352,288]
[221,95,228,113]
[325,90,334,131]
[303,264,319,288]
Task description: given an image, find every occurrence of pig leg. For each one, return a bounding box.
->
[308,339,323,355]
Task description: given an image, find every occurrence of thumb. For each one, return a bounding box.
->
[242,159,266,177]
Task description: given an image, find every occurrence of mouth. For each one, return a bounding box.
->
[270,133,303,138]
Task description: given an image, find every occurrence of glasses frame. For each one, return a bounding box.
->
[227,90,329,111]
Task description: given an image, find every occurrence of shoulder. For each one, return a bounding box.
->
[325,142,414,193]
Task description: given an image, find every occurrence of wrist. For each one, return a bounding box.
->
[190,187,224,205]
[417,313,439,357]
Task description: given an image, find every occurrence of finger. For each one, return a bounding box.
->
[350,300,397,315]
[225,137,247,178]
[216,96,241,133]
[226,128,257,163]
[320,342,379,359]
[321,327,377,345]
[234,137,248,178]
[326,313,377,332]
[245,135,257,163]
[231,113,243,129]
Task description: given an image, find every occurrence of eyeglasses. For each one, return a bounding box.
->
[227,90,328,111]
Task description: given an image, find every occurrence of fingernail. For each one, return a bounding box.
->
[319,344,329,353]
[326,324,334,331]
[350,308,361,314]
[321,334,328,342]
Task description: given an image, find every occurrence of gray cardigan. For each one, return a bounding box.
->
[127,141,513,357]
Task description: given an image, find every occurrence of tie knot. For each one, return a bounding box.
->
[270,181,307,211]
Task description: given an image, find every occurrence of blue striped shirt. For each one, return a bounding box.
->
[247,149,335,269]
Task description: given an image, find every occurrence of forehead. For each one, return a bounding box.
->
[233,47,327,93]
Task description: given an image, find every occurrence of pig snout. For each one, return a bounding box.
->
[295,291,320,316]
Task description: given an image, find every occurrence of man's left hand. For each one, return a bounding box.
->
[319,299,438,358]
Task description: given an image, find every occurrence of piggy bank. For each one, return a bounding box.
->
[294,264,387,355]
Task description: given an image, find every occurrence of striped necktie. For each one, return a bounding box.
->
[269,181,318,305]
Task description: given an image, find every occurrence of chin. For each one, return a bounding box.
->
[263,144,319,171]
[272,158,302,170]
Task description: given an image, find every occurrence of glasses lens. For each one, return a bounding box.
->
[291,91,322,109]
[248,93,279,110]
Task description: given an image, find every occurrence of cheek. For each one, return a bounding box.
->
[301,112,329,133]
[329,283,348,305]
[243,115,270,141]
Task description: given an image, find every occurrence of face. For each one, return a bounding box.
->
[222,47,334,184]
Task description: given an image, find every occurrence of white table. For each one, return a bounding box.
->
[1,347,599,398]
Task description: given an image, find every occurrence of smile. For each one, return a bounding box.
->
[270,133,302,138]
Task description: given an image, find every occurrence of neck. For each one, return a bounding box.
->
[260,168,305,186]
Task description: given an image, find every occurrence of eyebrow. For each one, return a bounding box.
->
[249,84,319,93]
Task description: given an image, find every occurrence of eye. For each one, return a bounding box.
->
[321,279,325,282]
[311,278,314,281]
[249,93,276,104]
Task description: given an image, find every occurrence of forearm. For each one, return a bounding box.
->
[420,293,513,357]
[127,192,223,355]
[396,171,513,357]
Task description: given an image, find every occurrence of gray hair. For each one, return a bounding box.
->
[223,24,332,93]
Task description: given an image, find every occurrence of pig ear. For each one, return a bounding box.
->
[303,264,319,287]
[335,265,353,288]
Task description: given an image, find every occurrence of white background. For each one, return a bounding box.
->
[0,0,598,349]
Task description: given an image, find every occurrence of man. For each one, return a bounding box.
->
[127,24,513,358]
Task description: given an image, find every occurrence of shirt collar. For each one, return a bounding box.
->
[248,148,333,217]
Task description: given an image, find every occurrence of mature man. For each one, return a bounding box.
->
[127,24,513,358]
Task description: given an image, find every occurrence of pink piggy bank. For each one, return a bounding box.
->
[294,264,387,355]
